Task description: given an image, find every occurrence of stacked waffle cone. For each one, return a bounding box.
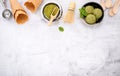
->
[100,0,120,16]
[109,0,120,16]
[24,0,42,13]
[10,0,28,24]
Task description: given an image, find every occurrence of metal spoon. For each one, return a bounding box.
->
[0,0,12,19]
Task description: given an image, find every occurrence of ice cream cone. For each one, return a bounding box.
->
[10,0,28,24]
[24,0,42,13]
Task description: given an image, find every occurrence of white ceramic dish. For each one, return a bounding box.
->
[41,1,63,22]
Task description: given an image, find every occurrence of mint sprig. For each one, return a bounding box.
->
[79,7,88,18]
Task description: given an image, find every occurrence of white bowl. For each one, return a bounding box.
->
[41,1,63,22]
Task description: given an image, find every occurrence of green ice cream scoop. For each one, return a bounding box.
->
[85,5,94,14]
[85,14,96,24]
[93,8,102,19]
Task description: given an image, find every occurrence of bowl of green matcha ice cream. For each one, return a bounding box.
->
[79,2,104,25]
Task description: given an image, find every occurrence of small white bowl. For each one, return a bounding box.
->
[41,1,63,22]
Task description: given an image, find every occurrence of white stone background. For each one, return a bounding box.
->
[0,0,120,76]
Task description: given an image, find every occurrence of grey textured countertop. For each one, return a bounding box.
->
[0,0,120,76]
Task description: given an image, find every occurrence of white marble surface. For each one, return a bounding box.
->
[0,0,120,76]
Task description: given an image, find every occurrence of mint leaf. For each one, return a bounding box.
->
[79,7,88,18]
[58,26,64,32]
[80,13,84,18]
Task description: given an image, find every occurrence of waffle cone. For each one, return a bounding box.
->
[24,0,42,13]
[10,0,28,24]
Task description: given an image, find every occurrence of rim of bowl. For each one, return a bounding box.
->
[81,2,104,26]
[41,1,63,22]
